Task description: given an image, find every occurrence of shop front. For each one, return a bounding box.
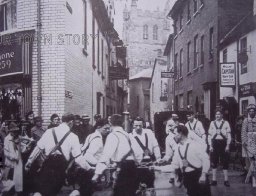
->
[239,82,256,115]
[0,30,34,121]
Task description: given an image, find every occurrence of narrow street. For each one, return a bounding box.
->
[59,170,256,196]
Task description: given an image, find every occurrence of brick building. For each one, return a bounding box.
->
[0,0,127,125]
[169,0,253,119]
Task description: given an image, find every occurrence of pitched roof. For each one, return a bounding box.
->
[220,12,256,49]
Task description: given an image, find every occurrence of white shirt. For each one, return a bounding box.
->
[208,120,231,148]
[130,129,161,163]
[81,130,103,166]
[37,123,81,161]
[185,119,206,138]
[95,126,134,175]
[170,139,210,173]
[162,131,178,161]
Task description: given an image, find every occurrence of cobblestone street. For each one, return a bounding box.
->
[58,170,256,196]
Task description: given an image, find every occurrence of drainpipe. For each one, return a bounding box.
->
[37,0,42,116]
[236,40,240,114]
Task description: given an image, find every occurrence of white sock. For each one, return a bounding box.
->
[212,168,217,181]
[223,170,228,181]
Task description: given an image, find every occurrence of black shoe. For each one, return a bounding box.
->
[211,180,217,186]
[224,181,230,187]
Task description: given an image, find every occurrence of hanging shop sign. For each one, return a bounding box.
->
[239,82,256,98]
[161,71,174,78]
[220,63,236,87]
[0,30,34,78]
[109,65,129,80]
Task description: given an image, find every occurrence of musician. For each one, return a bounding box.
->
[208,109,231,187]
[185,112,207,151]
[3,122,23,194]
[25,113,82,196]
[129,117,161,189]
[92,114,138,196]
[169,125,211,196]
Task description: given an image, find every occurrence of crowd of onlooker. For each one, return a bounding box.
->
[0,111,104,195]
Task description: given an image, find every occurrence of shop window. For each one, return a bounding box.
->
[143,25,148,40]
[240,37,248,74]
[153,25,158,40]
[0,84,25,120]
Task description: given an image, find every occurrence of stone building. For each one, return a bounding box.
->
[168,0,253,119]
[123,0,171,77]
[0,0,127,125]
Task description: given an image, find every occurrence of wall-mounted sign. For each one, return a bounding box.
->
[239,82,256,98]
[0,30,33,78]
[161,71,174,78]
[0,44,23,77]
[220,63,236,87]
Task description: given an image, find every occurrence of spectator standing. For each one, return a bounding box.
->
[25,111,34,138]
[47,114,60,129]
[81,114,94,142]
[241,104,256,171]
[3,122,23,194]
[31,117,45,142]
